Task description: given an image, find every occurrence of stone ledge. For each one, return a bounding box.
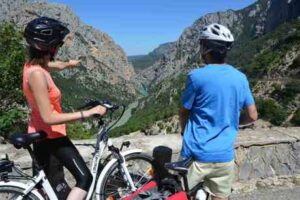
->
[72,127,300,157]
[272,127,300,140]
[2,127,299,165]
[236,128,299,148]
[1,127,299,195]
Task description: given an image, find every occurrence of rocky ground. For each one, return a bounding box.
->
[1,125,300,199]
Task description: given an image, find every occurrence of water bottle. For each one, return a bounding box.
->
[195,189,208,200]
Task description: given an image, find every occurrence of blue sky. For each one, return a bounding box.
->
[49,0,256,55]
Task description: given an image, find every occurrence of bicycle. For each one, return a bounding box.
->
[0,100,153,200]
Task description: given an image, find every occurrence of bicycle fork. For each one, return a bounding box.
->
[120,160,137,191]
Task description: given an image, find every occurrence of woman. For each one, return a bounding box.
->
[23,16,106,200]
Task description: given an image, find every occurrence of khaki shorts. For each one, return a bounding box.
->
[187,160,235,198]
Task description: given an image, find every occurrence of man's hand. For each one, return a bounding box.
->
[179,107,190,136]
[239,104,258,125]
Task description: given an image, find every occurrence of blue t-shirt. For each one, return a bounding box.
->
[180,64,254,163]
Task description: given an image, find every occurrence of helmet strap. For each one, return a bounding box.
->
[49,48,58,61]
[200,41,212,64]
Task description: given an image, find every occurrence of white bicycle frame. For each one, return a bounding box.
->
[0,181,44,199]
[0,136,143,200]
[0,169,56,200]
[86,138,141,200]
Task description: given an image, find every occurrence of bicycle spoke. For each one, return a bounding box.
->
[99,153,153,199]
[135,167,153,186]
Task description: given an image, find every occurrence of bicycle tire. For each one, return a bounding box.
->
[0,186,40,200]
[98,152,153,200]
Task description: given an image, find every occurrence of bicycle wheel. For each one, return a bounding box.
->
[98,152,153,200]
[0,186,39,200]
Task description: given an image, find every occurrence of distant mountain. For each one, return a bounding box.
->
[0,0,141,109]
[128,42,176,72]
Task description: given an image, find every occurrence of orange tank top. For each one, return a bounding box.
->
[23,63,66,139]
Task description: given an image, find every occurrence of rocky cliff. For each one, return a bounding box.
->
[140,0,300,86]
[0,0,141,108]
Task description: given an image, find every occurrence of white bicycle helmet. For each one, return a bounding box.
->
[199,23,234,56]
[199,23,234,42]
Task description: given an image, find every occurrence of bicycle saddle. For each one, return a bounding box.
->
[165,158,193,174]
[8,131,47,149]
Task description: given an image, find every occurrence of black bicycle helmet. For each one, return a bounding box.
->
[24,16,70,51]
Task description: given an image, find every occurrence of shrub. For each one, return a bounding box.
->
[271,81,300,105]
[166,126,172,133]
[291,109,300,126]
[256,98,288,126]
[157,122,164,129]
[67,122,94,140]
[0,108,27,139]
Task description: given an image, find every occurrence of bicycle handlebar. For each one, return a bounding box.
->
[78,99,120,111]
[239,122,255,130]
[78,99,126,131]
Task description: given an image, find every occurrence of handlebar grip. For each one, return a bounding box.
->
[77,99,101,110]
[239,122,255,129]
[78,99,120,111]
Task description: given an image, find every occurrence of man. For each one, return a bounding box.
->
[179,23,258,200]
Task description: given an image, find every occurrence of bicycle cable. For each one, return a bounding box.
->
[106,104,126,133]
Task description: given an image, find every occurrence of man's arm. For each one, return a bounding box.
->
[179,107,190,135]
[239,104,258,125]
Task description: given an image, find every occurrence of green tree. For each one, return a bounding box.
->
[0,23,25,105]
[0,23,27,138]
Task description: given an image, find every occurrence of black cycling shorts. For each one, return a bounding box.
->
[33,137,93,191]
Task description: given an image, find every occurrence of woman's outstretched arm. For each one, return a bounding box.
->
[47,60,80,70]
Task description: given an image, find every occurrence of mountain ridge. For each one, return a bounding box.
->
[128,42,176,73]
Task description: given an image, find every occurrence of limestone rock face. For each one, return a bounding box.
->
[0,0,141,105]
